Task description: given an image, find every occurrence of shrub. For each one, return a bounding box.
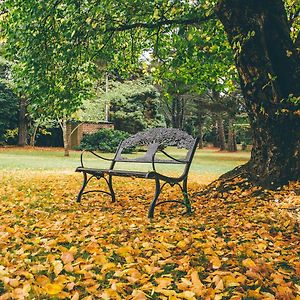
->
[79,129,133,153]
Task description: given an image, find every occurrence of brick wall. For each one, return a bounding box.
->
[69,122,114,148]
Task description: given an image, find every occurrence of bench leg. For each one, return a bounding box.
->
[182,178,192,214]
[148,178,160,218]
[77,172,88,203]
[108,175,116,202]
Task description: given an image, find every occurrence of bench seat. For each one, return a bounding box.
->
[76,167,156,179]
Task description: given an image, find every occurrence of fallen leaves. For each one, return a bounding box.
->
[0,171,299,299]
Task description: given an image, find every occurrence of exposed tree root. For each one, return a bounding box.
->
[193,164,300,223]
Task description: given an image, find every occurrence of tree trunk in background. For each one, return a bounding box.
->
[198,122,204,149]
[227,118,237,152]
[18,97,28,146]
[30,124,39,147]
[60,118,70,157]
[171,97,184,129]
[216,115,226,150]
[216,0,300,188]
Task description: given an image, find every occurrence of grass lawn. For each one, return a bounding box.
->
[0,146,250,184]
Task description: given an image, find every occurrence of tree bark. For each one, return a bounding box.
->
[216,115,226,151]
[18,97,28,146]
[216,0,300,188]
[227,118,237,152]
[59,118,70,157]
[171,97,184,129]
[198,122,204,149]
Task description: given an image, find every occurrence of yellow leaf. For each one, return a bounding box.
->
[223,275,240,288]
[158,289,177,297]
[242,258,256,269]
[115,246,133,257]
[5,227,15,234]
[215,279,224,291]
[177,240,188,250]
[64,263,74,272]
[101,262,116,273]
[36,275,50,286]
[247,289,262,299]
[44,283,64,295]
[156,277,173,289]
[54,275,69,285]
[126,268,142,283]
[86,284,100,293]
[210,256,222,269]
[191,271,205,296]
[94,255,108,265]
[131,290,147,300]
[53,260,63,276]
[9,278,20,288]
[177,290,196,300]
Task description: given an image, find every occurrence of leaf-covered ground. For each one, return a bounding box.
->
[0,171,299,300]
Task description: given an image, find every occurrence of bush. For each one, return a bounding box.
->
[79,129,133,153]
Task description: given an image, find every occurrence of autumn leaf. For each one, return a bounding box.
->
[0,171,299,299]
[52,260,63,276]
[242,258,257,269]
[44,283,64,295]
[210,256,222,269]
[61,251,74,264]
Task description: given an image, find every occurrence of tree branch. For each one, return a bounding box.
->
[106,14,216,32]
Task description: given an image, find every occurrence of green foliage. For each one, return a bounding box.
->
[0,83,18,142]
[108,79,165,133]
[1,0,95,121]
[79,129,132,153]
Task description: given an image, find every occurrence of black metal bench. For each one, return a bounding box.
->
[75,128,199,218]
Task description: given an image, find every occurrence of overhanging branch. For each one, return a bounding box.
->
[106,14,216,32]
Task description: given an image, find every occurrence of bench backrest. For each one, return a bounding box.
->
[113,128,199,165]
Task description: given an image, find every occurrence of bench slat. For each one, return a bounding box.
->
[76,167,151,178]
[114,158,186,164]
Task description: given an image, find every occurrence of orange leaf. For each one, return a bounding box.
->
[61,251,74,264]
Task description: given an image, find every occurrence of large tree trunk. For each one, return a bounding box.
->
[216,0,300,188]
[18,97,28,146]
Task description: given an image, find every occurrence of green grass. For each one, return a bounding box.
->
[0,146,250,183]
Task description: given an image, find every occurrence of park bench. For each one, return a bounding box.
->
[75,128,199,218]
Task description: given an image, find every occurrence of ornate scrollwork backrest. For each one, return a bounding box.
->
[120,128,196,150]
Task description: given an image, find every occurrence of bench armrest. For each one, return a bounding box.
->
[158,150,188,163]
[80,150,114,167]
[150,149,187,171]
